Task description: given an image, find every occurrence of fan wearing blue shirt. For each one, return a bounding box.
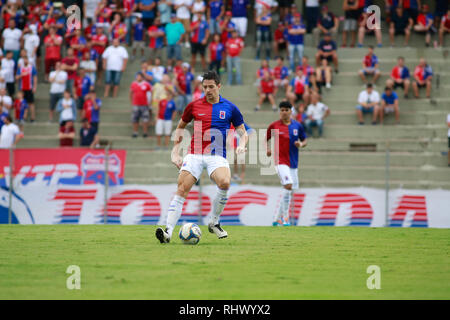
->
[380,86,399,125]
[287,13,306,71]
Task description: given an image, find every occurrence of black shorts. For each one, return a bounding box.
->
[191,42,206,56]
[295,93,304,102]
[23,90,34,103]
[393,82,405,89]
[278,0,294,8]
[319,54,333,63]
[448,137,450,149]
[277,42,287,51]
[415,81,426,88]
[394,28,406,35]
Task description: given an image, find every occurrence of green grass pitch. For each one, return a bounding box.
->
[0,225,449,299]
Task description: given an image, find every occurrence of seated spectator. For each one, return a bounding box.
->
[273,21,288,59]
[412,58,433,99]
[316,58,333,91]
[165,14,186,68]
[316,33,338,74]
[273,56,290,96]
[156,90,177,148]
[131,15,145,61]
[304,92,330,138]
[0,88,13,114]
[380,86,400,125]
[59,120,75,147]
[356,83,380,125]
[152,74,176,111]
[80,51,97,84]
[82,90,102,132]
[175,63,194,113]
[358,46,381,84]
[209,33,225,75]
[102,38,129,98]
[300,56,317,93]
[255,70,276,112]
[438,8,450,47]
[56,90,77,124]
[13,91,28,131]
[255,59,272,90]
[434,0,449,28]
[151,58,166,83]
[207,0,224,35]
[130,72,152,138]
[0,115,23,149]
[389,6,414,46]
[414,4,436,47]
[403,0,420,23]
[287,13,306,71]
[255,6,272,60]
[342,0,360,48]
[226,30,244,86]
[313,5,339,47]
[357,6,383,48]
[190,12,210,72]
[287,68,310,110]
[80,118,100,148]
[388,56,410,98]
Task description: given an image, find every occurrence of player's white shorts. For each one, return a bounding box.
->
[181,154,230,181]
[276,164,299,190]
[155,119,172,136]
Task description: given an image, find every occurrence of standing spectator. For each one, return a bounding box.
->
[1,20,22,63]
[80,118,100,148]
[82,90,102,132]
[158,0,172,27]
[388,56,410,98]
[0,89,13,114]
[61,48,80,96]
[174,0,193,47]
[102,38,129,98]
[49,62,68,122]
[74,69,93,118]
[287,68,310,109]
[59,120,75,147]
[231,0,251,38]
[151,58,166,83]
[255,6,272,60]
[0,115,23,149]
[148,17,166,63]
[1,51,15,98]
[287,13,306,71]
[380,86,400,125]
[16,56,37,123]
[131,14,145,60]
[91,27,108,84]
[156,90,177,148]
[342,0,360,47]
[192,0,207,22]
[208,0,224,35]
[357,6,383,48]
[209,33,225,75]
[70,29,88,58]
[316,58,333,90]
[190,12,210,72]
[313,5,339,47]
[226,30,244,86]
[273,56,290,96]
[22,25,40,68]
[435,0,449,28]
[273,21,288,59]
[304,92,330,138]
[13,91,29,131]
[439,9,450,47]
[84,0,102,27]
[109,13,128,43]
[56,90,77,124]
[412,58,433,99]
[130,72,152,138]
[255,70,276,112]
[389,6,414,46]
[447,113,450,167]
[356,83,380,125]
[175,63,194,113]
[316,33,339,73]
[414,4,437,47]
[358,46,381,84]
[123,0,138,45]
[165,14,186,68]
[138,0,157,28]
[304,0,320,34]
[80,51,97,84]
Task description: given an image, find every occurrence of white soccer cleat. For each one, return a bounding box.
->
[155,227,171,244]
[208,223,228,239]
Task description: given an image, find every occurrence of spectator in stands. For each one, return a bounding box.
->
[175,62,194,113]
[192,0,207,22]
[208,0,224,35]
[80,51,97,85]
[80,118,100,148]
[342,0,360,48]
[158,0,172,28]
[316,33,338,74]
[130,72,152,138]
[148,17,165,63]
[74,69,93,119]
[174,0,193,48]
[152,74,176,111]
[156,90,177,148]
[139,0,157,29]
[0,115,23,149]
[190,12,210,72]
[91,27,108,84]
[255,70,276,112]
[82,90,102,132]
[255,6,272,60]
[304,92,330,138]
[16,56,37,123]
[0,88,13,114]
[447,113,450,167]
[389,6,414,46]
[435,0,449,28]
[69,29,87,59]
[22,25,40,68]
[48,62,68,122]
[61,48,79,96]
[356,83,380,125]
[358,6,383,48]
[226,30,244,86]
[165,14,186,68]
[412,58,433,99]
[59,120,75,147]
[414,4,436,47]
[305,0,320,34]
[209,33,225,75]
[380,86,400,125]
[102,38,129,98]
[151,57,166,83]
[13,91,28,131]
[1,20,22,63]
[301,56,318,93]
[273,21,288,59]
[273,56,290,96]
[131,14,145,60]
[84,0,102,27]
[403,0,420,23]
[56,90,77,125]
[388,56,411,98]
[1,51,15,98]
[287,68,310,110]
[287,13,306,72]
[439,9,450,47]
[313,5,339,47]
[231,0,251,38]
[358,46,381,84]
[316,58,333,91]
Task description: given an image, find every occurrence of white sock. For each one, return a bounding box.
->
[281,189,292,221]
[274,196,284,222]
[166,195,185,238]
[209,188,228,225]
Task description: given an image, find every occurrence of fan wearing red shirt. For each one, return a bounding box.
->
[225,30,244,85]
[61,48,80,95]
[91,28,109,84]
[439,10,450,46]
[256,70,276,112]
[59,120,75,147]
[130,72,152,138]
[44,27,63,80]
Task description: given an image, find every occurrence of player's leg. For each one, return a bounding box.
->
[208,158,231,238]
[273,165,293,226]
[426,78,432,98]
[404,79,410,97]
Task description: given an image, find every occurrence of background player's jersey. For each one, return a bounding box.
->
[266,119,307,169]
[182,96,244,158]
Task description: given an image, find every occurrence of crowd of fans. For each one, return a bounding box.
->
[0,0,449,149]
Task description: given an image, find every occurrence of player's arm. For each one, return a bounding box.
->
[234,123,248,154]
[295,137,307,148]
[171,119,189,169]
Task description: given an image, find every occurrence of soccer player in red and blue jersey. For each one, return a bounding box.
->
[412,58,433,98]
[156,71,248,243]
[389,56,411,98]
[15,56,37,122]
[190,12,210,72]
[358,45,381,84]
[266,101,307,226]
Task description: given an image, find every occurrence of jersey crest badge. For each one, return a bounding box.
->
[293,129,298,136]
[219,110,226,119]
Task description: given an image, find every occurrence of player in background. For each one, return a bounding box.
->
[266,101,307,226]
[156,90,177,148]
[156,70,248,243]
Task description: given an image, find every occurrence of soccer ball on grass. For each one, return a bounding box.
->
[179,223,202,245]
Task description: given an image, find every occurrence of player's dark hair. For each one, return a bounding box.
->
[385,86,392,91]
[279,101,292,109]
[4,115,12,123]
[202,71,220,85]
